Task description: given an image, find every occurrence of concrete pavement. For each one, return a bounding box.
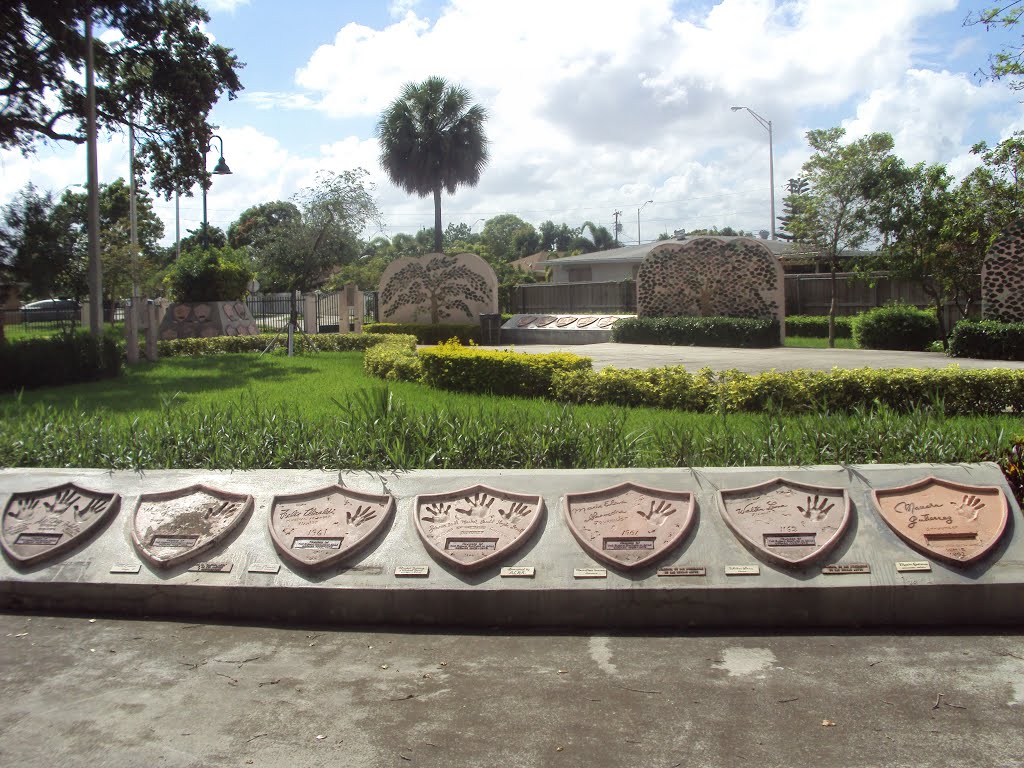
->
[490,342,1024,373]
[1,614,1023,768]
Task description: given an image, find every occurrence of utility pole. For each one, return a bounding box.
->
[613,210,622,244]
[85,10,103,336]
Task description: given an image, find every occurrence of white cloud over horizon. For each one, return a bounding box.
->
[2,0,1021,247]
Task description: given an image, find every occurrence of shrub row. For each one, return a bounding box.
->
[784,315,854,339]
[363,336,422,381]
[549,365,1024,416]
[364,322,481,345]
[852,303,939,351]
[1,332,122,392]
[948,319,1024,361]
[612,316,781,347]
[158,331,414,358]
[416,340,592,397]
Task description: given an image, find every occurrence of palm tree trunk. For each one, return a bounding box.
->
[433,186,443,253]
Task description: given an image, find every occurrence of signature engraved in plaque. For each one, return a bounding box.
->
[131,484,253,569]
[718,478,851,568]
[2,483,121,567]
[871,477,1009,566]
[270,485,394,571]
[414,485,544,572]
[563,482,696,570]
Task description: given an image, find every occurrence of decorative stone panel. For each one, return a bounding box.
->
[158,301,259,340]
[378,252,498,324]
[637,238,785,339]
[982,220,1024,323]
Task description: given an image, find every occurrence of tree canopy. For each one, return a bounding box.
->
[1,1,243,197]
[377,76,488,252]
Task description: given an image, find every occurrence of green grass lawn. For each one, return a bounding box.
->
[783,336,858,349]
[3,322,124,341]
[0,351,1018,472]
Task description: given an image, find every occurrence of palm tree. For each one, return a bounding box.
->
[377,77,489,253]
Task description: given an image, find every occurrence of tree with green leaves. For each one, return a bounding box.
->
[796,127,895,347]
[1,1,243,198]
[777,177,810,242]
[481,214,535,261]
[377,76,489,252]
[228,201,301,250]
[967,2,1024,91]
[575,221,617,252]
[254,169,381,324]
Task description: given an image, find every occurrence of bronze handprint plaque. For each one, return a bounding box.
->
[2,483,121,566]
[414,484,544,572]
[871,477,1008,566]
[562,482,696,570]
[132,484,253,568]
[718,478,851,568]
[269,485,394,570]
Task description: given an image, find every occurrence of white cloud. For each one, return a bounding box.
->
[202,0,251,12]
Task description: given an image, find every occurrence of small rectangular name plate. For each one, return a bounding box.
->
[500,566,535,578]
[395,565,429,577]
[445,538,497,551]
[248,563,281,574]
[603,537,656,551]
[822,563,871,575]
[109,563,141,574]
[15,533,62,546]
[896,561,932,573]
[187,562,233,573]
[293,537,342,550]
[924,531,978,541]
[764,533,816,547]
[657,566,706,577]
[152,535,198,549]
[574,567,607,579]
[725,565,760,576]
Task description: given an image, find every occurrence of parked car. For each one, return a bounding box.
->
[21,298,80,323]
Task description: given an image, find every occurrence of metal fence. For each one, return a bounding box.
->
[246,292,304,333]
[510,281,637,314]
[2,301,125,333]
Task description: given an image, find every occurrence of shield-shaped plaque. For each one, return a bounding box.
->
[1,483,120,567]
[414,484,544,572]
[563,482,696,569]
[718,478,851,568]
[269,485,394,570]
[132,484,253,568]
[871,477,1009,566]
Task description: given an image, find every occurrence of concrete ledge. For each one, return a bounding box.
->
[1,465,1022,628]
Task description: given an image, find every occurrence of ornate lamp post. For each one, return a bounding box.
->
[201,134,232,248]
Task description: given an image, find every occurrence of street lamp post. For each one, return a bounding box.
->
[201,135,232,248]
[637,200,653,245]
[731,105,776,240]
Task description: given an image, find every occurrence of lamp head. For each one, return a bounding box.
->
[212,156,232,175]
[730,106,743,111]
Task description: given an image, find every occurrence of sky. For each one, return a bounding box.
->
[1,0,1022,247]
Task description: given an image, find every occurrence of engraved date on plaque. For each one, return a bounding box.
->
[603,537,656,551]
[292,537,343,550]
[151,535,199,549]
[445,538,498,551]
[763,533,816,547]
[14,533,63,546]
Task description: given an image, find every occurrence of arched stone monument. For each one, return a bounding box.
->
[982,220,1024,323]
[637,237,785,340]
[378,252,498,324]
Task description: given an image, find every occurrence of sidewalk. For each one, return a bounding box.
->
[493,342,1024,373]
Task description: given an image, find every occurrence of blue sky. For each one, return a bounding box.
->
[2,0,1022,246]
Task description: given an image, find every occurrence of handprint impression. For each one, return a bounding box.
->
[635,499,677,526]
[498,501,530,520]
[347,505,377,526]
[797,495,834,521]
[957,494,985,522]
[421,502,452,523]
[455,493,496,518]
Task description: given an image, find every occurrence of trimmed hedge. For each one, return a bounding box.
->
[417,340,592,397]
[784,315,854,339]
[852,303,939,351]
[364,322,481,345]
[158,332,415,358]
[948,319,1024,361]
[1,332,123,391]
[363,337,422,381]
[550,365,1024,416]
[612,316,781,347]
